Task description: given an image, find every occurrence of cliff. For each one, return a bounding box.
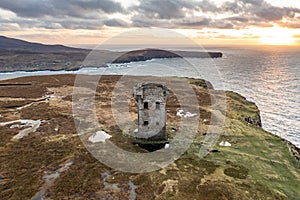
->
[0,75,299,199]
[112,49,222,63]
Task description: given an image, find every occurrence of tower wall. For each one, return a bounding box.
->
[134,83,169,141]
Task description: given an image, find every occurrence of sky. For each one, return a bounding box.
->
[0,0,300,46]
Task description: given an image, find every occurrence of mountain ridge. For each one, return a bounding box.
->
[0,35,85,53]
[0,35,222,72]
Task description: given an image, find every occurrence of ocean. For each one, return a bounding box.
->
[0,46,299,147]
[213,46,300,148]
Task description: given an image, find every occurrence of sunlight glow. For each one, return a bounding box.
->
[259,26,297,46]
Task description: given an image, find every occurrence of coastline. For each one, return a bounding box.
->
[0,74,298,157]
[0,74,299,199]
[0,49,222,73]
[0,72,298,152]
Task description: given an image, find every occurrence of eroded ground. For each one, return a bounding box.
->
[0,75,299,199]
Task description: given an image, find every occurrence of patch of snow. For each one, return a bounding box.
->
[88,131,112,143]
[16,102,35,110]
[57,162,73,173]
[184,112,197,118]
[176,109,184,117]
[0,114,2,118]
[176,109,197,118]
[165,143,170,149]
[43,172,60,180]
[44,95,65,100]
[219,141,232,147]
[54,127,59,131]
[134,128,138,133]
[0,119,42,139]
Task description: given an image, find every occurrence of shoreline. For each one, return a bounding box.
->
[0,48,222,73]
[0,74,299,199]
[0,73,299,157]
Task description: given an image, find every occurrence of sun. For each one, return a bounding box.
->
[259,26,297,46]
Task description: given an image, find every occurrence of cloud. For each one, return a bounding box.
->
[133,0,196,19]
[0,1,52,18]
[130,0,300,29]
[131,15,173,28]
[0,0,127,30]
[103,19,129,27]
[0,0,300,31]
[0,23,20,31]
[225,17,249,23]
[196,0,219,12]
[253,6,297,21]
[130,0,214,28]
[220,0,300,21]
[179,18,211,27]
[0,0,124,18]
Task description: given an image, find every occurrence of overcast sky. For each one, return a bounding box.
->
[0,0,300,45]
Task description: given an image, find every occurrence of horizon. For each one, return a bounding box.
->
[4,34,300,51]
[0,0,300,47]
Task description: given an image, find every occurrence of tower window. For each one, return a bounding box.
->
[156,102,160,109]
[144,102,149,109]
[144,121,149,126]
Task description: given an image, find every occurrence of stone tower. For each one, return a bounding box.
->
[134,83,169,141]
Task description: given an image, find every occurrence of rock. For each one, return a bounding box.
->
[244,116,262,127]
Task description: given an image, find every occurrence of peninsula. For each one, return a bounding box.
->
[0,74,299,199]
[0,36,222,72]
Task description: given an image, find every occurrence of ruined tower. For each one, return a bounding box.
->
[134,83,169,141]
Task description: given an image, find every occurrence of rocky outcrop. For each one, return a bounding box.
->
[287,141,300,160]
[113,49,222,63]
[244,114,262,127]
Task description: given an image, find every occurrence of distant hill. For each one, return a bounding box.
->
[0,35,85,53]
[0,35,222,72]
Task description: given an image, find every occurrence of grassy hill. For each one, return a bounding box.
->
[0,75,298,199]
